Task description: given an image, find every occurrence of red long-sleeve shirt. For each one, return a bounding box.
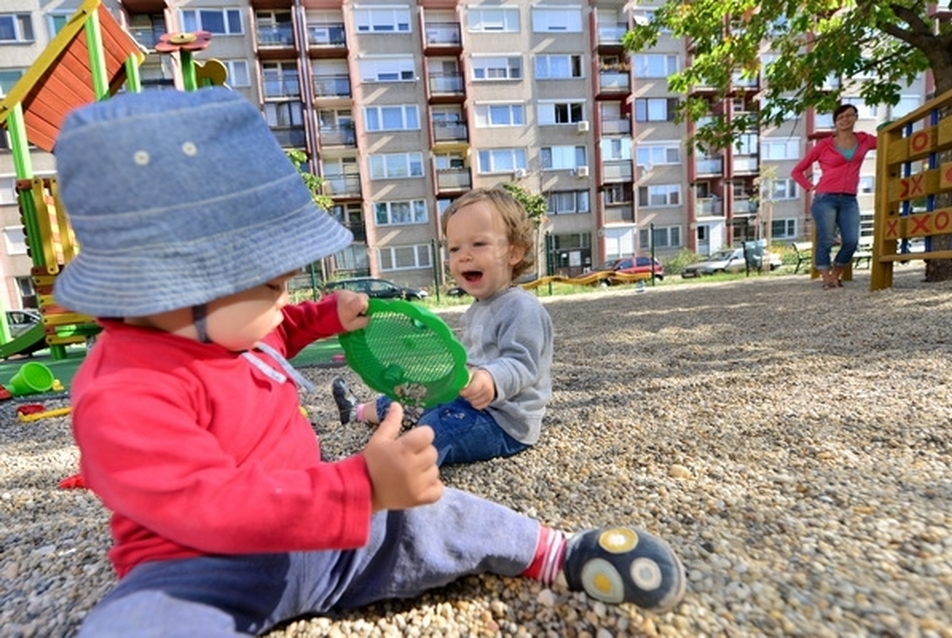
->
[790,132,877,195]
[71,297,372,577]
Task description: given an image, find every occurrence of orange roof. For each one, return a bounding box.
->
[0,0,144,152]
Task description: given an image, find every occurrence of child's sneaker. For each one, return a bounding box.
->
[331,377,358,424]
[562,527,685,611]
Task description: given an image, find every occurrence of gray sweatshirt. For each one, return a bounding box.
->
[460,286,553,444]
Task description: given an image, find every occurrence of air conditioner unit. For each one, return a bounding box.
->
[513,168,528,179]
[576,120,590,133]
[575,165,590,178]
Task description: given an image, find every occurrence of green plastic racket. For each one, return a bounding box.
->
[338,299,469,408]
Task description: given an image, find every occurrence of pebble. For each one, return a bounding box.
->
[4,267,952,637]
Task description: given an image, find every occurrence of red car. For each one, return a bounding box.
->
[592,256,665,284]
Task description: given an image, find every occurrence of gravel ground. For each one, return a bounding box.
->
[3,265,952,638]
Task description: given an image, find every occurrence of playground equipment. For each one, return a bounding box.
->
[0,0,145,359]
[3,361,56,397]
[872,87,952,289]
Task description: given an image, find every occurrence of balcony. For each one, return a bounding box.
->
[433,121,468,142]
[598,71,630,94]
[307,23,346,47]
[128,25,166,50]
[257,26,295,47]
[270,127,307,148]
[695,156,723,175]
[601,118,630,135]
[319,124,356,147]
[602,160,633,182]
[425,22,461,48]
[597,25,628,46]
[313,75,351,98]
[436,167,472,192]
[604,203,635,223]
[428,73,464,96]
[732,155,758,173]
[342,221,366,243]
[325,175,362,198]
[695,197,724,217]
[733,197,757,215]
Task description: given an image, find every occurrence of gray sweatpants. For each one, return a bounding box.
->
[78,488,541,637]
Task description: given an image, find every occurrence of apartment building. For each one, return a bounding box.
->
[0,0,929,311]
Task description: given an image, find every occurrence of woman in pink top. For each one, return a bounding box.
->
[791,104,877,289]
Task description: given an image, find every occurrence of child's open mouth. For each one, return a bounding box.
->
[462,271,482,283]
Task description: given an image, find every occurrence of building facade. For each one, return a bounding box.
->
[0,0,930,310]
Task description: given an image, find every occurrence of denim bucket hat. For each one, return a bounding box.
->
[53,88,352,317]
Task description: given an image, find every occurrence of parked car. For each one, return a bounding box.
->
[5,309,42,338]
[590,256,665,284]
[680,248,782,278]
[322,277,428,300]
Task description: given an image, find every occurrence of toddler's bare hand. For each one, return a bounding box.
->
[335,290,369,332]
[363,402,442,512]
[460,368,494,410]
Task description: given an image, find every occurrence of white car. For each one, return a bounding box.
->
[681,248,782,278]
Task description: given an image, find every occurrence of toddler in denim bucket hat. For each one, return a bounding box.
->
[62,89,684,638]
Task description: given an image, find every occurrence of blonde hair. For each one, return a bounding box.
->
[440,188,536,279]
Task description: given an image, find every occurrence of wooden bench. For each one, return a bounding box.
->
[792,242,813,274]
[852,238,874,269]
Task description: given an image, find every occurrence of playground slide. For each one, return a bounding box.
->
[0,323,48,360]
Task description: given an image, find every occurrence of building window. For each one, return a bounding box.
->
[760,139,799,160]
[467,7,520,32]
[359,56,415,82]
[369,152,424,179]
[47,12,71,37]
[636,143,680,167]
[264,101,303,127]
[538,102,584,125]
[256,11,293,46]
[477,148,527,174]
[474,103,525,127]
[639,225,681,250]
[262,62,300,98]
[3,225,27,255]
[531,7,582,32]
[535,55,583,79]
[859,176,875,194]
[181,9,242,35]
[633,54,678,78]
[541,146,586,170]
[364,105,420,131]
[374,200,427,225]
[0,69,24,97]
[379,244,432,271]
[771,219,797,239]
[736,133,759,156]
[0,14,34,43]
[603,183,632,204]
[0,177,17,205]
[768,178,798,200]
[354,7,411,33]
[547,190,590,214]
[638,184,681,207]
[634,98,678,122]
[472,56,522,81]
[601,138,631,161]
[222,60,250,87]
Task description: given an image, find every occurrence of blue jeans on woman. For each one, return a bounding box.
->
[811,193,860,270]
[375,395,530,466]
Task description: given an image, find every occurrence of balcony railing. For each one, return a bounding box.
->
[425,22,461,46]
[129,25,166,49]
[604,203,635,223]
[601,118,630,135]
[598,71,630,92]
[307,23,345,47]
[597,25,627,45]
[319,125,356,147]
[433,122,468,142]
[313,75,351,98]
[695,157,723,174]
[436,167,472,191]
[695,197,723,217]
[733,198,756,215]
[602,161,633,182]
[428,73,464,95]
[341,221,366,243]
[270,127,307,148]
[257,26,294,47]
[732,156,758,173]
[324,175,362,197]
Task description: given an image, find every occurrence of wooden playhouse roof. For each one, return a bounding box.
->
[0,0,145,152]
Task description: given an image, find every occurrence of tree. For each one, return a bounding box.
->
[501,182,548,227]
[285,149,334,211]
[625,1,952,281]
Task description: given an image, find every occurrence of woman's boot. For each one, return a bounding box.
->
[830,265,845,287]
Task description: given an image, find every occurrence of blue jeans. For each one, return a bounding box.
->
[811,193,860,270]
[77,488,540,637]
[376,396,530,466]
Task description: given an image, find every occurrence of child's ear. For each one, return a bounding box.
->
[508,242,526,266]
